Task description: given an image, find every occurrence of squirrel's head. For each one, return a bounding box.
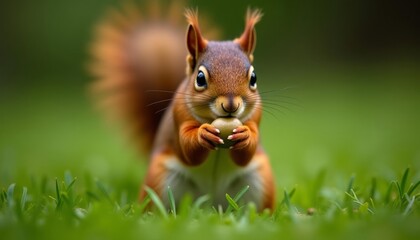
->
[184,9,262,123]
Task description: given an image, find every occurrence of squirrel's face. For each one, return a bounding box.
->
[184,9,262,123]
[185,42,261,123]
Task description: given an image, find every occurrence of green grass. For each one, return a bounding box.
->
[1,66,420,239]
[0,169,419,239]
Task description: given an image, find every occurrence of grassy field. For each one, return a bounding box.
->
[0,65,419,239]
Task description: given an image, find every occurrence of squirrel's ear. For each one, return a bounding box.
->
[235,9,263,60]
[185,9,207,71]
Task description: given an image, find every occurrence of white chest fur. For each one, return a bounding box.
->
[164,149,262,207]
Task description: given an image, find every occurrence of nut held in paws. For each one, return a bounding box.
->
[211,118,242,148]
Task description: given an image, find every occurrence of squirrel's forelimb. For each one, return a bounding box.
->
[91,4,276,211]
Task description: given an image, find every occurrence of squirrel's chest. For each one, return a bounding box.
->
[164,149,258,204]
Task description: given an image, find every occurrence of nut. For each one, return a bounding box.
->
[211,118,242,148]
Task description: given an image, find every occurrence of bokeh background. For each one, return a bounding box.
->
[1,0,420,200]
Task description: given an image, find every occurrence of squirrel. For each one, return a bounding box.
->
[89,2,275,211]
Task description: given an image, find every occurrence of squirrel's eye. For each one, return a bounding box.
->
[195,67,208,91]
[249,66,257,90]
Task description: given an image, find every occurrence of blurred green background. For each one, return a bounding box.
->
[1,0,419,200]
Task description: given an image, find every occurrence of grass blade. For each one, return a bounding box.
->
[225,185,249,213]
[403,195,416,216]
[1,189,6,204]
[167,186,176,216]
[280,188,296,206]
[138,196,151,213]
[343,175,356,213]
[384,181,396,205]
[407,180,420,197]
[144,186,168,218]
[283,189,297,222]
[233,185,250,202]
[7,184,16,208]
[225,193,239,212]
[345,175,355,195]
[55,179,61,206]
[283,189,292,210]
[96,180,114,206]
[399,168,410,199]
[66,178,77,192]
[193,195,210,209]
[20,187,28,211]
[369,178,377,200]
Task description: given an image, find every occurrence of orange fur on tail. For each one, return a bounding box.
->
[90,4,275,212]
[89,2,188,152]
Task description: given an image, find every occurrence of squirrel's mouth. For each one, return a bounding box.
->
[218,113,236,118]
[211,103,245,119]
[214,109,238,119]
[212,112,242,122]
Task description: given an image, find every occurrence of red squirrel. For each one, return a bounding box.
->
[90,3,275,211]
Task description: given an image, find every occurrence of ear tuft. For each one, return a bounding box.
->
[234,8,263,59]
[185,9,208,72]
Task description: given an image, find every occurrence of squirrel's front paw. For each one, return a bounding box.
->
[227,125,252,150]
[198,123,224,150]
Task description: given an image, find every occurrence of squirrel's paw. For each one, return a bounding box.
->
[227,125,252,150]
[198,123,224,150]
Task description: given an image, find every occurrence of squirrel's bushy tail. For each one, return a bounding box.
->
[89,2,189,152]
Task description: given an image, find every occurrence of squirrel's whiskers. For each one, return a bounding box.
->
[90,3,275,211]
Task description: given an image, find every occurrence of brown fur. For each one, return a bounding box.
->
[91,4,275,211]
[90,2,219,152]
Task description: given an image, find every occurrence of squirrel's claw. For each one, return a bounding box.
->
[228,126,251,150]
[198,123,223,150]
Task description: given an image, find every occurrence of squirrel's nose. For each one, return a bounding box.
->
[217,95,242,114]
[215,95,243,116]
[221,102,240,113]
